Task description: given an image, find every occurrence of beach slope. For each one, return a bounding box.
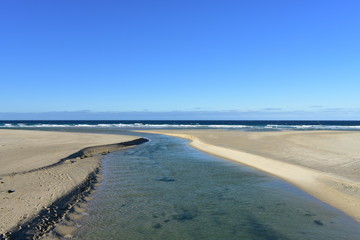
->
[143,130,360,222]
[0,129,146,238]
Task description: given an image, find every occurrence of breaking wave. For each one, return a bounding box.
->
[1,121,360,131]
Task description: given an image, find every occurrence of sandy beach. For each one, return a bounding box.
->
[143,130,360,222]
[0,129,146,238]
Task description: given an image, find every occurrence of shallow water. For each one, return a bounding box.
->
[74,133,360,240]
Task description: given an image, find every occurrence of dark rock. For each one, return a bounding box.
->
[314,220,324,226]
[7,190,15,193]
[157,177,175,182]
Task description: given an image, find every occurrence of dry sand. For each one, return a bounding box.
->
[0,129,142,176]
[143,130,360,222]
[0,129,146,238]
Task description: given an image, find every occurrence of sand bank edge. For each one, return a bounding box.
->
[142,131,360,223]
[1,137,148,240]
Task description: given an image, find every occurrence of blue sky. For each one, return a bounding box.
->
[1,0,360,120]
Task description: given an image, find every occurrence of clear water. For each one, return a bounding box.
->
[74,133,360,240]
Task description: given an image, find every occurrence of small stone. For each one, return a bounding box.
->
[7,190,15,193]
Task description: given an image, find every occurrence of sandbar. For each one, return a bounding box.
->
[143,130,360,222]
[0,129,146,238]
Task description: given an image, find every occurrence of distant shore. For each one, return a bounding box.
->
[0,129,147,239]
[142,130,360,222]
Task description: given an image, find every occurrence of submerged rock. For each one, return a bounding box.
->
[157,177,175,182]
[172,209,197,222]
[314,220,324,226]
[152,223,162,229]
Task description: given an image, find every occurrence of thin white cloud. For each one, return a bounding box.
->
[262,108,282,111]
[1,108,360,120]
[309,105,323,108]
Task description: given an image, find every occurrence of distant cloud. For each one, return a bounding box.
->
[262,108,282,111]
[309,105,323,108]
[1,108,360,120]
[322,107,360,113]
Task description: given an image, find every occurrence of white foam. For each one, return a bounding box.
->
[264,124,360,130]
[32,124,72,128]
[2,123,360,130]
[74,124,97,127]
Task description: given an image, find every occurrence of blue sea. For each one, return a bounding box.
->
[1,120,360,131]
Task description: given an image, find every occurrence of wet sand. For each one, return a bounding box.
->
[142,130,360,222]
[0,129,146,238]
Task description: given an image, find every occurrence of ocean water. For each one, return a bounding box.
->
[1,120,360,131]
[72,133,360,240]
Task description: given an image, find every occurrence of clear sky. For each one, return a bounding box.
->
[1,0,360,120]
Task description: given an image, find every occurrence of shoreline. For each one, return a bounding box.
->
[0,130,148,239]
[141,130,360,222]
